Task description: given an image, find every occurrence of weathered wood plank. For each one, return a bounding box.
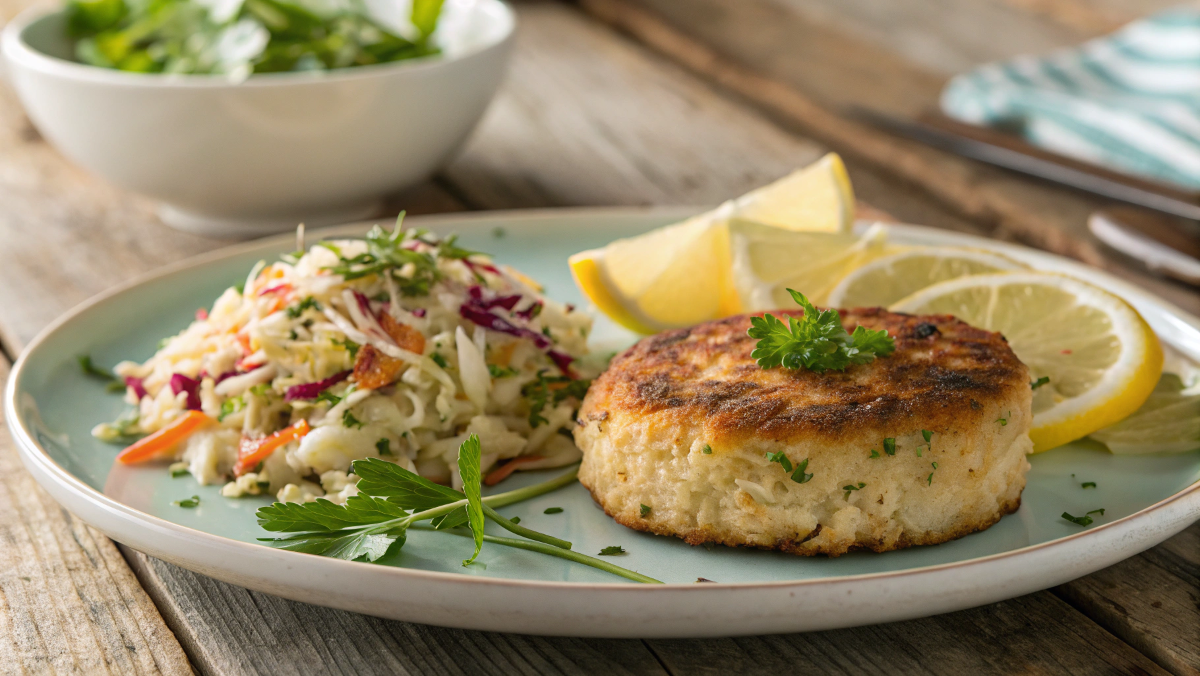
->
[442,1,986,239]
[767,0,1175,74]
[0,359,193,674]
[577,0,1200,316]
[123,550,668,676]
[646,592,1173,675]
[1055,522,1200,676]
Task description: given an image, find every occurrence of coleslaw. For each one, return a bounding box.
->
[94,218,596,504]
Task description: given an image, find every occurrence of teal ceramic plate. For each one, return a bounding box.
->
[8,208,1200,637]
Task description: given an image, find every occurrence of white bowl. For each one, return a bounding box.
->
[0,0,514,237]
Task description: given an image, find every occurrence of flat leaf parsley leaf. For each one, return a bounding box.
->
[457,435,486,567]
[748,289,895,373]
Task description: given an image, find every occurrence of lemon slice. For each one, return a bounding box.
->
[1090,372,1200,454]
[726,153,855,233]
[827,247,1026,308]
[891,272,1163,452]
[570,153,856,332]
[729,219,890,310]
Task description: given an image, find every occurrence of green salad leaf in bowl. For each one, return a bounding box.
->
[65,0,445,76]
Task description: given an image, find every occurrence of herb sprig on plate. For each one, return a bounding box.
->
[256,435,660,583]
[748,289,894,373]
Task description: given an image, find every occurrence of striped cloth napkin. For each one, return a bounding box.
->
[940,8,1200,190]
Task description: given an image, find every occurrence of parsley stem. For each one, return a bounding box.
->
[483,505,572,550]
[400,467,581,526]
[414,526,662,584]
[482,466,581,509]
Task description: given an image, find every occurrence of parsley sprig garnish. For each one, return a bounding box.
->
[255,437,660,583]
[748,289,895,372]
[322,213,483,297]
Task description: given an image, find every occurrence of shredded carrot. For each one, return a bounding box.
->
[483,455,544,486]
[235,332,252,355]
[234,420,311,476]
[117,411,209,464]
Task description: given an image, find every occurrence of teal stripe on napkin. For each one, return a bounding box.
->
[941,8,1200,189]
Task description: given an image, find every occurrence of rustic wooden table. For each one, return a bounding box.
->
[1,0,1197,673]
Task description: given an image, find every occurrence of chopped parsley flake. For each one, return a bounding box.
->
[78,355,116,382]
[748,289,895,372]
[921,430,933,443]
[1081,481,1096,489]
[765,451,813,483]
[169,462,189,478]
[702,444,713,454]
[869,449,880,459]
[430,353,449,369]
[173,495,200,508]
[375,438,393,457]
[639,504,651,517]
[997,412,1010,426]
[488,364,518,378]
[342,410,365,429]
[599,546,626,556]
[1062,511,1095,526]
[510,516,521,525]
[1031,376,1050,390]
[1088,508,1105,516]
[316,389,343,407]
[883,438,896,456]
[522,371,592,428]
[927,461,938,486]
[286,297,322,319]
[333,338,360,359]
[544,507,563,515]
[218,396,245,422]
[843,482,866,500]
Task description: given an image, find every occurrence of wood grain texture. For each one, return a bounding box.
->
[577,0,1200,317]
[767,0,1176,74]
[1055,522,1200,676]
[442,1,985,239]
[646,592,1173,675]
[0,360,192,674]
[122,550,668,676]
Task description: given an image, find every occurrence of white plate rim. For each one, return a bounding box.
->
[6,206,1200,637]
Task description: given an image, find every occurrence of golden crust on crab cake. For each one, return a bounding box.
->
[574,308,1032,557]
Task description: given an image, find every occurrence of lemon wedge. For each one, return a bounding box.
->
[726,153,855,233]
[827,247,1025,308]
[891,272,1163,452]
[569,153,856,332]
[729,219,891,310]
[569,214,734,334]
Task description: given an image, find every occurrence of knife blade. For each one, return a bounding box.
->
[850,107,1200,222]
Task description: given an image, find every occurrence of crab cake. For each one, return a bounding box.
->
[575,308,1032,556]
